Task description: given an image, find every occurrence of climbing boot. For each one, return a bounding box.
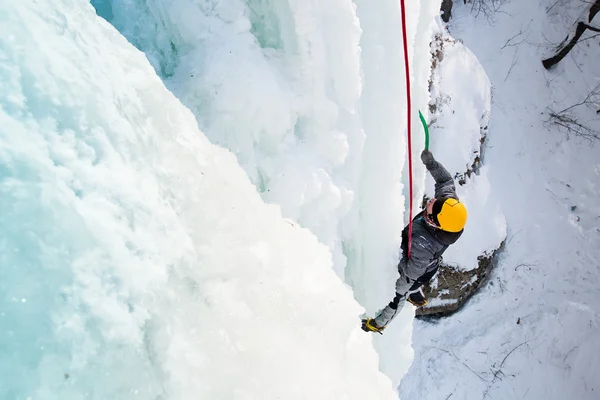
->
[407,287,427,307]
[361,318,384,334]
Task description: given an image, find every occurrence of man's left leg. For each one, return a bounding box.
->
[370,268,413,329]
[407,266,439,306]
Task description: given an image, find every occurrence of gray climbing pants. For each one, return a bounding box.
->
[373,269,413,328]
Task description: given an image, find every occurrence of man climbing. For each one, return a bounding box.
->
[361,149,467,334]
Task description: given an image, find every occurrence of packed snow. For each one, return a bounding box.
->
[401,1,600,399]
[1,0,599,399]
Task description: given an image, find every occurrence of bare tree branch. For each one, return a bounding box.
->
[547,112,600,142]
[467,0,508,23]
[577,32,600,43]
[501,20,533,49]
[586,23,600,32]
[546,0,564,14]
[545,83,600,143]
[558,83,600,114]
[542,0,600,69]
[504,48,518,81]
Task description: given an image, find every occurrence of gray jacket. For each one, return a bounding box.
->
[401,156,463,280]
[372,155,464,329]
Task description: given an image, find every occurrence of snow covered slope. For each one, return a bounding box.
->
[0,1,398,398]
[402,1,600,399]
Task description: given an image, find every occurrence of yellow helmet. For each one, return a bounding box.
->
[435,198,467,232]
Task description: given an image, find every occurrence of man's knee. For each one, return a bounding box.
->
[389,292,405,310]
[395,269,413,294]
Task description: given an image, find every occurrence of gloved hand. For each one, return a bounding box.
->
[361,318,385,334]
[420,149,435,167]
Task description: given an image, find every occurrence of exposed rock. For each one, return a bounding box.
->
[415,239,505,318]
[426,31,489,188]
[455,128,486,186]
[440,0,453,23]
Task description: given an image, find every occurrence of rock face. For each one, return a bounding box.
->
[440,0,453,23]
[415,240,505,318]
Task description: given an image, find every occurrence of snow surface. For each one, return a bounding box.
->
[402,1,600,399]
[2,0,598,399]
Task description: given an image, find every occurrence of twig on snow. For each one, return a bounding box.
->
[514,262,536,272]
[546,0,563,14]
[504,49,519,81]
[499,341,530,368]
[430,346,487,382]
[501,20,533,49]
[546,83,600,143]
[557,83,600,114]
[483,340,532,399]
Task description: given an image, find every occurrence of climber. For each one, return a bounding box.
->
[361,149,467,334]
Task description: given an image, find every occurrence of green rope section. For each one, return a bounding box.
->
[418,110,429,150]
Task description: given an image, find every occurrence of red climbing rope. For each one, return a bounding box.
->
[399,0,414,258]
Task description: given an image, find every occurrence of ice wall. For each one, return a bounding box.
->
[96,0,365,278]
[0,1,399,398]
[92,0,447,386]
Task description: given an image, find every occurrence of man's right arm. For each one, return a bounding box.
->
[421,150,457,199]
